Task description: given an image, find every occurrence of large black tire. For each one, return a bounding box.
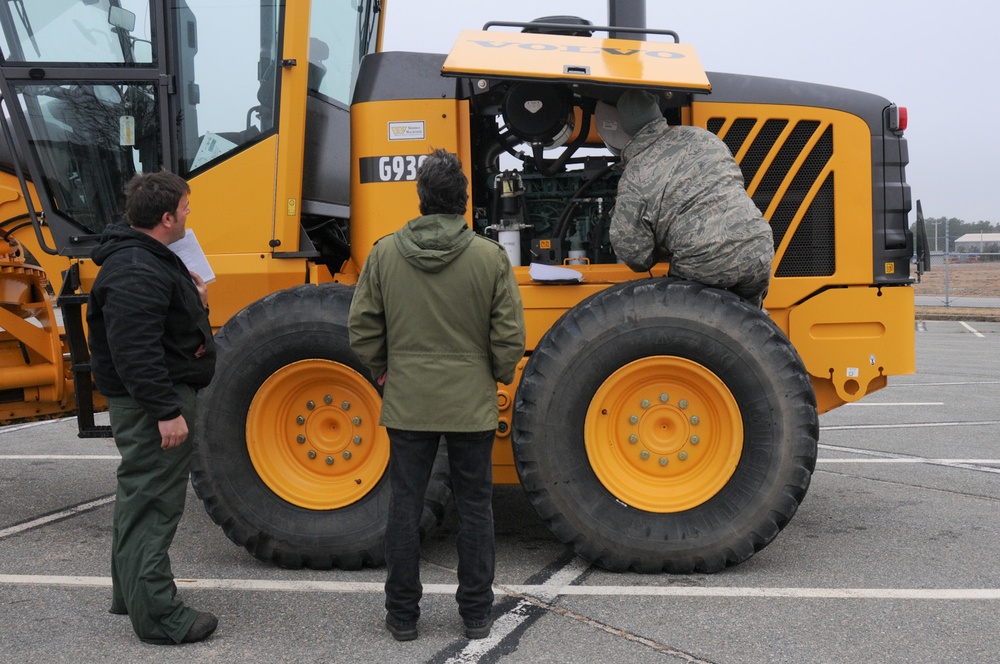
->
[513,278,818,573]
[191,284,449,569]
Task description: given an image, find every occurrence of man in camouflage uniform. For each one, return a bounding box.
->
[609,90,774,306]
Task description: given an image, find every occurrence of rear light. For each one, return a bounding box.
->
[888,105,907,132]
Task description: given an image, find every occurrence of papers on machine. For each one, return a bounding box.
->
[528,262,583,283]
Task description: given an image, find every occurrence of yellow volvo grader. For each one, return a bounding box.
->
[0,1,924,573]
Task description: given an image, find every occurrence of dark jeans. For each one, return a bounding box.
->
[384,428,495,626]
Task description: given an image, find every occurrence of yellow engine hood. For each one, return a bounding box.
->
[442,29,711,92]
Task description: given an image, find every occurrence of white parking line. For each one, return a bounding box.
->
[822,420,1000,430]
[0,419,73,434]
[0,495,116,539]
[443,557,592,663]
[844,402,944,407]
[0,455,119,460]
[960,321,985,337]
[818,443,1000,474]
[890,381,1000,387]
[1,574,998,600]
[818,459,1000,464]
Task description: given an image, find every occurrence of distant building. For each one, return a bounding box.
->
[954,233,1000,253]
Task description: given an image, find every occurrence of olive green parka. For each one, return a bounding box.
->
[348,213,526,432]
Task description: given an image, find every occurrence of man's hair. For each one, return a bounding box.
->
[124,170,191,229]
[416,149,468,216]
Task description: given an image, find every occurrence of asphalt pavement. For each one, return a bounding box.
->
[2,318,999,663]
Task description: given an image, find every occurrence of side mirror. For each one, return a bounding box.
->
[914,200,930,278]
[108,6,136,32]
[132,39,153,64]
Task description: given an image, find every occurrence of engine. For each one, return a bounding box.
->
[474,166,620,267]
[469,79,625,267]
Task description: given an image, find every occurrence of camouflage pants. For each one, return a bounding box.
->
[670,252,771,308]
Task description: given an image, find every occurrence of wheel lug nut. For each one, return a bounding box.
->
[352,416,362,426]
[679,400,688,409]
[324,394,333,405]
[640,450,650,460]
[690,435,700,445]
[341,401,351,410]
[306,400,316,410]
[659,457,668,466]
[343,451,352,460]
[296,415,305,425]
[325,456,334,465]
[308,450,317,459]
[353,435,362,445]
[690,415,700,425]
[660,393,669,403]
[679,451,688,461]
[628,434,638,444]
[296,434,306,444]
[640,399,650,409]
[628,414,639,425]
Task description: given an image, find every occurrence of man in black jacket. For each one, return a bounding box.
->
[87,170,217,644]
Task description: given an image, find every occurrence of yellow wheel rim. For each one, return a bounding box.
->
[246,359,388,510]
[585,356,743,513]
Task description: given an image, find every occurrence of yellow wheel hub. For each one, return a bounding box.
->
[585,356,743,513]
[246,359,388,510]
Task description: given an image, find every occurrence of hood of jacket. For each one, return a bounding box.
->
[622,117,671,163]
[393,213,475,273]
[91,222,173,266]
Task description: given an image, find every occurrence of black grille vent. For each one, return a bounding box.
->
[776,174,835,277]
[708,117,836,278]
[739,119,787,191]
[769,126,833,245]
[709,118,756,164]
[753,121,820,214]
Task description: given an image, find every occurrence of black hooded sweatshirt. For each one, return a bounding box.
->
[87,223,216,421]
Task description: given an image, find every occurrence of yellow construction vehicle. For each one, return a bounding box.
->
[0,1,925,572]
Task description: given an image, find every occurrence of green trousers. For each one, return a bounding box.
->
[108,384,198,644]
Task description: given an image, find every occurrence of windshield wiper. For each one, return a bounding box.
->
[9,0,41,58]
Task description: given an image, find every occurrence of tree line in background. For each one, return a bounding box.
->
[912,217,1000,257]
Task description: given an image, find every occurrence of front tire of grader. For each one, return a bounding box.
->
[191,283,449,570]
[512,278,818,573]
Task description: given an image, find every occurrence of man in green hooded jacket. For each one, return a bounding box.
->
[349,149,526,642]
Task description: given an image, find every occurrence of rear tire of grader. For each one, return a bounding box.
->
[191,283,450,569]
[512,278,818,573]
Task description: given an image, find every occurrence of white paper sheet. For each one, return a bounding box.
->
[528,262,583,283]
[169,229,216,284]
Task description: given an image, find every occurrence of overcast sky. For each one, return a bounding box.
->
[382,0,996,225]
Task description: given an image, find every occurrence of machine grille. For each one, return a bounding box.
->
[708,118,835,277]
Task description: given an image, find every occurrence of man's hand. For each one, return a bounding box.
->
[190,271,209,309]
[159,415,189,450]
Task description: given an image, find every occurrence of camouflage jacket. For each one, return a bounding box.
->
[610,119,774,285]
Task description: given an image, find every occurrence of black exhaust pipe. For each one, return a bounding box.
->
[608,0,646,40]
